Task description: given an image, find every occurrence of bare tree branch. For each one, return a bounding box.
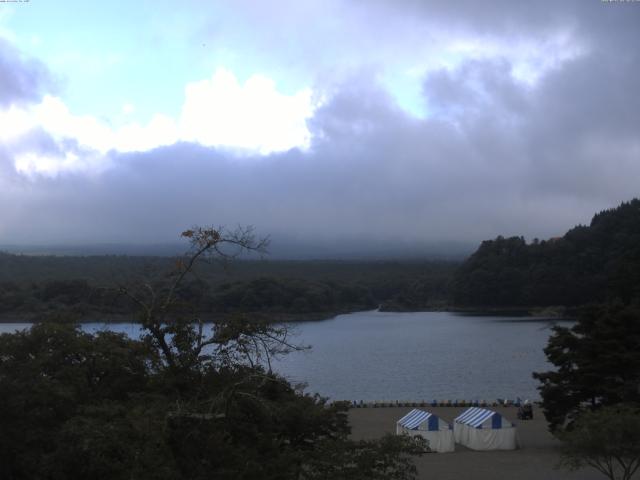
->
[114,225,307,376]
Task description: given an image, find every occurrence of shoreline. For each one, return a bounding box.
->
[0,309,355,324]
[380,304,578,319]
[0,305,578,324]
[340,399,539,408]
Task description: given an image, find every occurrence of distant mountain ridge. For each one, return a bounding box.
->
[452,199,640,307]
[0,239,474,260]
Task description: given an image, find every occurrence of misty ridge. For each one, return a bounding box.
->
[0,238,475,260]
[1,197,638,323]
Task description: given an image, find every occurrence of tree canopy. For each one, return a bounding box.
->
[533,303,640,431]
[0,254,455,321]
[452,199,640,307]
[558,404,640,480]
[0,226,425,480]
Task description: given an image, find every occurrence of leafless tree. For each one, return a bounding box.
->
[118,225,305,372]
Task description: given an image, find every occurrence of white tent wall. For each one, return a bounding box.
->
[453,423,518,450]
[396,409,455,453]
[453,407,518,451]
[398,427,455,453]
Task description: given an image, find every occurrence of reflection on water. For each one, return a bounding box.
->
[0,311,571,401]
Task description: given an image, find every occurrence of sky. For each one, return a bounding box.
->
[0,0,639,256]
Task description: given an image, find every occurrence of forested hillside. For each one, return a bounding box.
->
[7,199,638,318]
[0,255,456,321]
[452,199,640,307]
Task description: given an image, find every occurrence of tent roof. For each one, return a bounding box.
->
[455,407,499,428]
[397,409,435,429]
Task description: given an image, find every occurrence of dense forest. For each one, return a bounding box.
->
[0,228,426,479]
[3,199,639,321]
[0,254,456,322]
[452,199,640,308]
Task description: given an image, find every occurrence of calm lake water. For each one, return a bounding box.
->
[0,310,569,402]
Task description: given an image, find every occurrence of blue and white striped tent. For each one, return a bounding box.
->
[453,407,518,450]
[396,409,455,453]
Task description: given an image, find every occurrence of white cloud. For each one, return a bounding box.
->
[0,67,317,175]
[14,151,80,176]
[0,105,32,141]
[112,114,179,152]
[34,96,113,152]
[179,68,315,154]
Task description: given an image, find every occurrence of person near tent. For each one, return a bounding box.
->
[517,400,533,420]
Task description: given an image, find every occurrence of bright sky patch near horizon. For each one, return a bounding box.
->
[0,1,639,254]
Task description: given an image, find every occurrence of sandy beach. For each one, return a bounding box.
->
[348,406,607,480]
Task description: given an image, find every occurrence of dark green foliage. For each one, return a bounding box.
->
[211,276,375,314]
[0,257,457,320]
[302,434,428,480]
[533,304,640,431]
[558,405,640,480]
[0,323,157,479]
[0,323,424,480]
[0,227,425,478]
[453,199,640,307]
[0,279,130,318]
[379,272,457,311]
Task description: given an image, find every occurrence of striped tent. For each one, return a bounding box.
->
[396,409,455,453]
[453,407,518,451]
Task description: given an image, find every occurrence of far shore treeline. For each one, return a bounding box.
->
[0,255,455,322]
[1,198,638,322]
[452,198,640,309]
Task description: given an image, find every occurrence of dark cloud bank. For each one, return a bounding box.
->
[1,1,639,258]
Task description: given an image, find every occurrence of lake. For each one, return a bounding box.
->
[0,310,569,402]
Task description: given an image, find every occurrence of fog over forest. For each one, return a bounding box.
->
[1,1,638,256]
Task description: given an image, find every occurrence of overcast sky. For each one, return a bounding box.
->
[0,1,638,255]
